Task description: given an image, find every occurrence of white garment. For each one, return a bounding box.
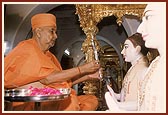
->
[105,56,148,111]
[105,92,120,112]
[139,56,166,112]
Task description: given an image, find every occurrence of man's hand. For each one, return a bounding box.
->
[79,60,100,74]
[87,71,101,80]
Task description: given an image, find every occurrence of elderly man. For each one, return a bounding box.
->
[4,13,100,111]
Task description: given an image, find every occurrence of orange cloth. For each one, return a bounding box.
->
[31,13,56,30]
[4,38,98,111]
[5,39,61,88]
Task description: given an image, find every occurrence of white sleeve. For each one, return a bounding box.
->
[105,92,120,112]
[105,91,137,111]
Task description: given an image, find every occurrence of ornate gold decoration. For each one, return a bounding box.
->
[81,30,101,95]
[75,4,146,95]
[76,4,146,28]
[100,45,123,92]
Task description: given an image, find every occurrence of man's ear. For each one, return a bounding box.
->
[35,28,41,38]
[136,46,141,54]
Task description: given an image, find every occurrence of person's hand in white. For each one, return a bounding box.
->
[105,92,120,111]
[105,85,120,111]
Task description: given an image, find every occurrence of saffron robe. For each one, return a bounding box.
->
[4,38,98,111]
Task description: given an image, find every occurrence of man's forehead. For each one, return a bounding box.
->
[41,26,56,30]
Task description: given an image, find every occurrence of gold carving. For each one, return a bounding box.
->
[76,4,146,27]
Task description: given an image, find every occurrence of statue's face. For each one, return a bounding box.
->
[121,39,138,63]
[137,4,165,49]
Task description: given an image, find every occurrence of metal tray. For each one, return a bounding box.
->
[4,88,71,102]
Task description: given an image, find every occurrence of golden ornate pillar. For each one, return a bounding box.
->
[75,4,101,95]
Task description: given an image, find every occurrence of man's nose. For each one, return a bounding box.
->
[54,33,58,40]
